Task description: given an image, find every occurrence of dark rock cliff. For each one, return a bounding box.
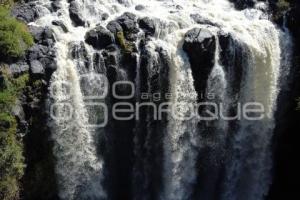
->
[268,1,300,200]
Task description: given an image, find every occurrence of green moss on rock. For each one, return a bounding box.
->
[116,31,135,53]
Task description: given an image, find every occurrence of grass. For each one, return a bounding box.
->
[0,66,28,200]
[0,6,34,60]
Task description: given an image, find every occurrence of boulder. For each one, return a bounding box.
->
[107,21,123,34]
[12,100,25,122]
[30,60,45,75]
[101,13,109,21]
[183,28,216,100]
[117,12,138,32]
[26,24,57,79]
[138,17,156,36]
[29,26,55,47]
[12,3,38,23]
[116,12,139,41]
[29,26,45,42]
[52,20,68,33]
[69,1,85,26]
[9,62,30,77]
[85,26,114,49]
[135,5,145,11]
[51,0,61,12]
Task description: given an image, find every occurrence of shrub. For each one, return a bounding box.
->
[0,6,33,59]
[273,0,291,20]
[0,66,27,200]
[276,0,290,13]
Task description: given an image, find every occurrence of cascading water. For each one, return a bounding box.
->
[28,0,291,199]
[162,33,199,200]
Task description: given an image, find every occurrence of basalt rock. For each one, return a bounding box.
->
[190,14,219,27]
[116,12,139,41]
[218,33,245,96]
[12,3,38,23]
[183,28,216,101]
[69,41,90,72]
[29,26,56,47]
[52,20,68,33]
[101,13,109,21]
[27,26,57,80]
[9,62,30,77]
[30,60,45,76]
[85,26,115,50]
[135,5,145,11]
[229,0,256,10]
[107,21,123,35]
[138,17,156,36]
[69,1,85,27]
[51,0,61,12]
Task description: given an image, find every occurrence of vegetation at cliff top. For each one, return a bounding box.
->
[276,0,291,12]
[0,6,33,60]
[0,66,28,200]
[273,0,291,20]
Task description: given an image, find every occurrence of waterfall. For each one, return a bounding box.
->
[28,0,291,199]
[33,0,107,199]
[162,32,199,200]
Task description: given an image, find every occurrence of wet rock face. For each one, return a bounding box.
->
[69,1,85,27]
[183,28,216,100]
[219,33,245,96]
[138,17,156,36]
[286,7,300,38]
[85,26,115,50]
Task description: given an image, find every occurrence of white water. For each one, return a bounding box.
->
[33,0,107,199]
[30,0,287,199]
